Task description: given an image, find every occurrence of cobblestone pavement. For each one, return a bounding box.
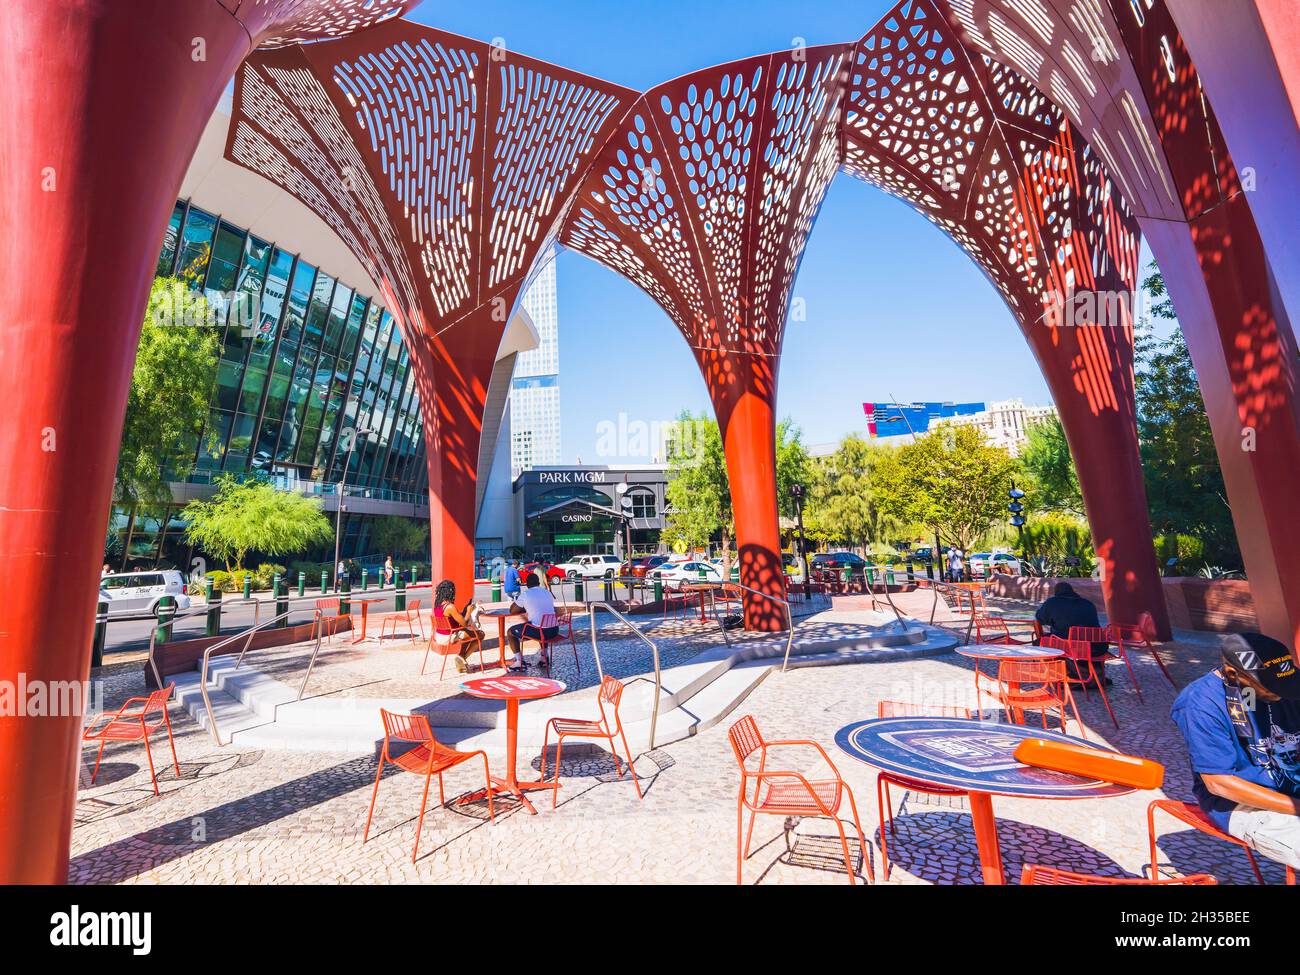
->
[70,619,1287,885]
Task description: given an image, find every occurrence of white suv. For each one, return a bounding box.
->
[99,570,193,619]
[555,554,622,579]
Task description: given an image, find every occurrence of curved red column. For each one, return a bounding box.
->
[842,1,1171,637]
[563,49,852,629]
[227,24,637,601]
[0,0,249,885]
[0,0,423,887]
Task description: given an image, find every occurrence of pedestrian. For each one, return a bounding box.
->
[506,574,559,672]
[101,563,112,579]
[1034,581,1109,684]
[503,559,522,600]
[383,555,394,586]
[432,579,484,674]
[336,559,346,587]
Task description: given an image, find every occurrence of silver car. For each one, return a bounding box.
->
[99,570,193,619]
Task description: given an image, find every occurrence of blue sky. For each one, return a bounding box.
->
[407,0,1165,460]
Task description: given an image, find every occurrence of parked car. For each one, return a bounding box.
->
[809,551,868,571]
[521,561,567,583]
[553,554,623,579]
[99,569,192,619]
[647,560,724,588]
[619,554,670,578]
[969,552,1022,577]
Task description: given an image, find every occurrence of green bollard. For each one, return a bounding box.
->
[340,578,351,616]
[491,580,501,602]
[866,566,876,587]
[654,579,663,605]
[410,565,418,585]
[886,567,896,587]
[156,594,176,644]
[320,569,329,595]
[297,571,306,598]
[206,583,222,637]
[362,568,369,591]
[274,573,288,626]
[395,575,406,612]
[574,579,584,602]
[243,572,253,599]
[92,599,108,668]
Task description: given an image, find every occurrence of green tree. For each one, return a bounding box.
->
[116,277,221,508]
[1137,266,1240,567]
[183,475,332,572]
[802,434,901,548]
[372,515,430,560]
[1018,414,1084,517]
[872,424,1018,553]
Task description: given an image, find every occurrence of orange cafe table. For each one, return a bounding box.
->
[350,596,386,644]
[835,716,1131,884]
[480,606,526,669]
[457,675,565,815]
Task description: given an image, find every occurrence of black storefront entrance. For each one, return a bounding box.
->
[515,466,669,561]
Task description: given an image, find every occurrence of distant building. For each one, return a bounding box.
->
[862,398,1056,456]
[510,252,561,478]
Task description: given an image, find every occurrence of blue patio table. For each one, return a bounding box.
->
[835,716,1131,884]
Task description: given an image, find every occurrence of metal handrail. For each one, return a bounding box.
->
[700,580,798,673]
[860,565,914,631]
[196,608,322,746]
[586,601,661,750]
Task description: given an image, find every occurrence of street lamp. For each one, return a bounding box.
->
[790,482,810,585]
[1008,480,1026,555]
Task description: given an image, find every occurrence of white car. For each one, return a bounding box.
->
[969,553,1023,577]
[647,560,724,589]
[554,554,623,579]
[99,569,193,619]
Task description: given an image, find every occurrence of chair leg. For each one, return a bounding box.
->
[164,716,181,777]
[831,816,857,886]
[439,649,449,680]
[438,772,445,807]
[1147,803,1161,879]
[1148,643,1177,687]
[412,769,434,863]
[1064,687,1087,740]
[1243,847,1266,885]
[742,807,758,859]
[844,787,874,883]
[363,757,384,843]
[481,754,495,822]
[1093,670,1119,728]
[736,799,745,885]
[540,722,553,786]
[618,728,642,798]
[875,776,892,879]
[1117,646,1144,702]
[552,736,565,808]
[89,741,106,785]
[142,731,159,796]
[422,641,432,676]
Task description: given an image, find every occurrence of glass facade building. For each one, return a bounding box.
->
[510,252,561,478]
[107,200,429,570]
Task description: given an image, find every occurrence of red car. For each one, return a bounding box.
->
[619,555,670,578]
[521,561,567,583]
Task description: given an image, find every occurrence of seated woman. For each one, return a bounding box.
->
[432,579,485,674]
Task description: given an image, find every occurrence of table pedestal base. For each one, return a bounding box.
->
[967,792,1005,885]
[457,777,559,815]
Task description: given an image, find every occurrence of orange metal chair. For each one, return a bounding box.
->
[1108,622,1177,688]
[996,655,1086,738]
[1022,864,1216,885]
[1148,799,1267,884]
[540,675,641,807]
[727,714,872,885]
[314,597,350,642]
[421,628,488,678]
[1045,634,1118,728]
[1070,624,1143,701]
[524,612,580,676]
[973,615,1031,645]
[875,701,975,880]
[379,597,425,642]
[363,709,495,863]
[82,683,180,796]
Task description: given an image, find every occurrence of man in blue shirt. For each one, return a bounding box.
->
[502,560,522,600]
[1171,632,1300,869]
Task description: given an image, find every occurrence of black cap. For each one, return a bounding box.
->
[1221,633,1300,700]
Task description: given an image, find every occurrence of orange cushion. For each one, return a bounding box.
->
[1013,738,1164,790]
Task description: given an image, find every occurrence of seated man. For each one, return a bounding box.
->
[1171,632,1300,871]
[1034,581,1108,684]
[506,573,558,672]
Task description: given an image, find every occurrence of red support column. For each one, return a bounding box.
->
[0,0,250,884]
[705,353,787,631]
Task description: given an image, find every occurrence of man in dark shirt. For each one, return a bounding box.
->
[1171,632,1300,870]
[1034,582,1108,683]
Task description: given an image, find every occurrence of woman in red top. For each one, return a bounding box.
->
[433,579,484,673]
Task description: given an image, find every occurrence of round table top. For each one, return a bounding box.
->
[956,643,1063,661]
[480,607,526,618]
[834,717,1133,800]
[459,676,565,701]
[681,581,722,590]
[350,595,385,603]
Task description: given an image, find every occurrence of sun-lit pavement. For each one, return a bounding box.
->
[69,606,1285,885]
